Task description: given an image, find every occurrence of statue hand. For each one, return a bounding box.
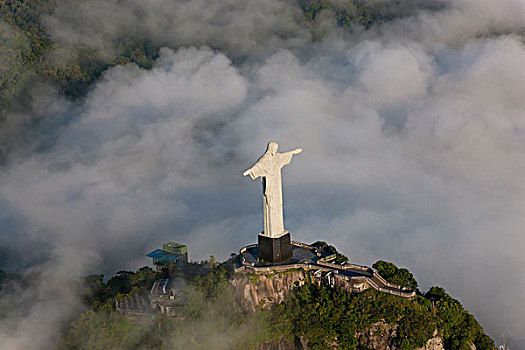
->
[243,170,251,176]
[293,148,303,154]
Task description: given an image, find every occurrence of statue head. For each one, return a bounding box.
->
[267,141,278,155]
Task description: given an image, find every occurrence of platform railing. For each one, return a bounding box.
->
[236,244,416,298]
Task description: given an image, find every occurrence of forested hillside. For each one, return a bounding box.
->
[0,0,158,110]
[49,259,494,350]
[0,0,443,112]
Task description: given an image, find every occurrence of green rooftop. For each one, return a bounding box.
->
[162,242,187,255]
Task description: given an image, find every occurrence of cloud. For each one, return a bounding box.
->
[44,0,312,58]
[2,0,525,348]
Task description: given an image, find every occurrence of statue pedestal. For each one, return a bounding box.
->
[258,232,292,264]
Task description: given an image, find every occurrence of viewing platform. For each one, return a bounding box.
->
[236,241,416,299]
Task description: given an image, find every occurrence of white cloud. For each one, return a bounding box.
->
[3,0,525,347]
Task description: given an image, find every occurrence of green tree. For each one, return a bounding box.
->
[373,260,419,290]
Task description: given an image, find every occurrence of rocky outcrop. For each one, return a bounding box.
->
[230,269,306,311]
[356,322,445,350]
[417,335,445,350]
[356,321,399,349]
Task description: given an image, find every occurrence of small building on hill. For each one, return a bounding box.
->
[146,242,188,270]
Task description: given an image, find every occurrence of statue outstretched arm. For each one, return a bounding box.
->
[278,148,302,167]
[280,148,302,157]
[243,165,261,179]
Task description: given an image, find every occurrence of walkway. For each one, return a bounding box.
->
[237,242,415,298]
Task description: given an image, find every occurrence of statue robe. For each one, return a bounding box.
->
[245,150,295,238]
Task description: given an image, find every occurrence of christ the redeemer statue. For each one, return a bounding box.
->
[243,141,302,238]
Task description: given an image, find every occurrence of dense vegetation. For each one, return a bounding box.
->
[424,287,495,350]
[299,0,436,28]
[53,258,494,350]
[57,259,285,350]
[81,267,158,310]
[280,282,493,349]
[372,260,419,290]
[0,0,445,113]
[0,0,158,111]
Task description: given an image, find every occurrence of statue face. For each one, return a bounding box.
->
[267,142,278,155]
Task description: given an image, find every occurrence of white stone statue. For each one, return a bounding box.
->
[243,142,302,238]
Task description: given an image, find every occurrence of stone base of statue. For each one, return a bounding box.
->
[258,232,292,264]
